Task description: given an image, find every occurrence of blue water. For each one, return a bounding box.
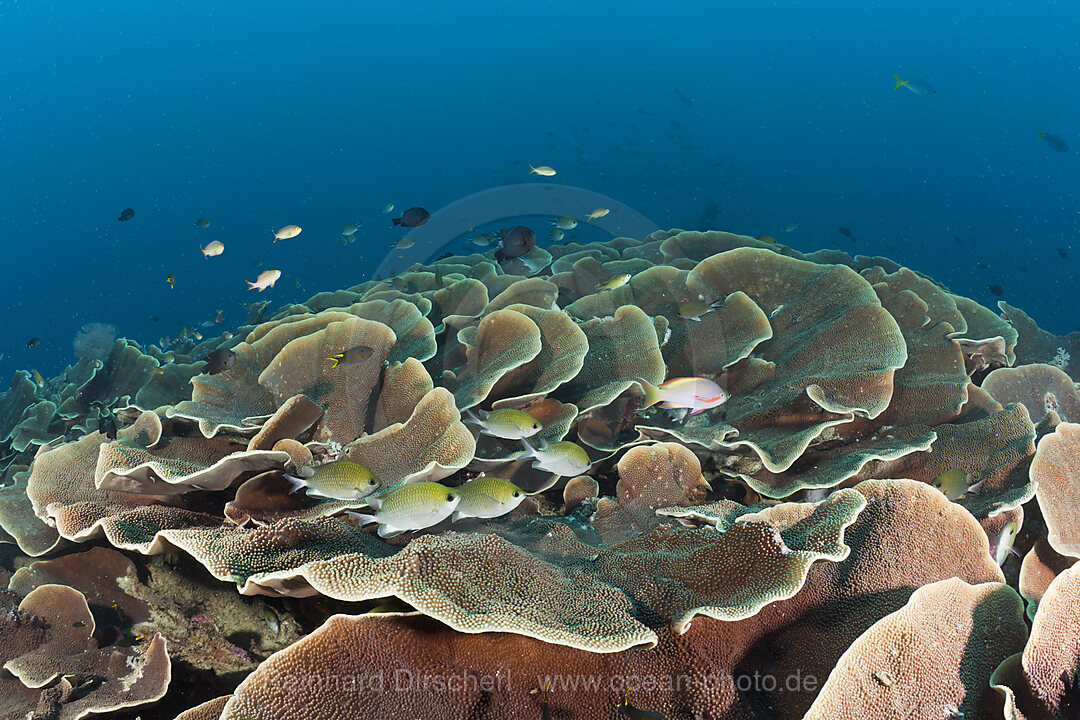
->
[4,0,1078,378]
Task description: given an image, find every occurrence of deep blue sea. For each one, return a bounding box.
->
[4,0,1077,378]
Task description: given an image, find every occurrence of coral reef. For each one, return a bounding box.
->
[0,228,1075,719]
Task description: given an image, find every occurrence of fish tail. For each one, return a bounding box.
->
[345,510,377,526]
[245,281,257,290]
[636,377,662,408]
[326,356,341,368]
[392,218,402,226]
[282,474,306,494]
[1037,125,1045,140]
[891,73,906,92]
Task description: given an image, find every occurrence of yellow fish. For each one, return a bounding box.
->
[166,274,176,289]
[452,476,526,521]
[585,208,610,222]
[464,408,542,440]
[283,460,380,501]
[273,225,302,242]
[393,236,416,250]
[31,369,45,388]
[529,165,557,176]
[677,299,722,321]
[930,468,983,501]
[351,482,461,538]
[598,273,631,291]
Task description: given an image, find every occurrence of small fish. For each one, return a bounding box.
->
[598,273,631,291]
[193,331,203,341]
[930,468,984,501]
[552,216,578,230]
[283,460,380,501]
[215,309,224,323]
[258,603,280,634]
[636,376,728,415]
[204,348,236,375]
[72,620,87,628]
[618,695,665,720]
[222,332,234,340]
[381,203,394,214]
[273,225,302,242]
[451,476,527,521]
[838,227,854,240]
[31,369,44,388]
[393,236,416,250]
[201,240,224,257]
[677,299,723,321]
[993,521,1021,566]
[26,337,41,349]
[782,222,798,232]
[585,208,610,222]
[327,345,373,368]
[529,165,557,176]
[392,207,430,227]
[464,408,542,440]
[101,413,118,440]
[495,225,536,261]
[247,270,281,292]
[756,234,776,244]
[166,274,176,289]
[517,437,591,477]
[118,208,135,222]
[1057,247,1068,258]
[1038,126,1069,153]
[350,481,460,538]
[891,73,936,98]
[989,284,1003,296]
[195,217,210,228]
[470,233,495,247]
[341,223,361,237]
[550,228,565,242]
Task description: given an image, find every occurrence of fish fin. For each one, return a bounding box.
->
[688,408,708,416]
[326,355,342,368]
[345,511,377,526]
[635,377,662,408]
[451,511,462,523]
[377,525,404,539]
[282,475,306,494]
[462,409,485,426]
[365,496,382,511]
[245,281,257,290]
[891,73,906,92]
[518,436,537,458]
[392,218,402,226]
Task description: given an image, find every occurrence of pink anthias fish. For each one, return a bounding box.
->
[636,376,728,416]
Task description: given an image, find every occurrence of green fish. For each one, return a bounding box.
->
[930,468,983,501]
[464,408,542,440]
[993,521,1021,566]
[354,482,460,538]
[551,216,578,230]
[677,299,723,321]
[518,438,591,477]
[327,345,373,368]
[283,460,380,500]
[598,273,632,291]
[452,476,526,522]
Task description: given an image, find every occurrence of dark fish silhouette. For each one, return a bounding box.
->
[392,207,429,227]
[837,227,854,240]
[989,284,1003,296]
[118,208,135,222]
[495,225,536,261]
[1058,247,1068,258]
[674,88,694,108]
[101,414,117,440]
[204,348,236,375]
[26,337,40,349]
[1038,127,1069,153]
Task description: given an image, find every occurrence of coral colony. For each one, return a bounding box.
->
[0,230,1078,719]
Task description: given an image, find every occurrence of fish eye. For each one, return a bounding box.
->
[512,491,521,498]
[368,478,377,486]
[446,493,455,503]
